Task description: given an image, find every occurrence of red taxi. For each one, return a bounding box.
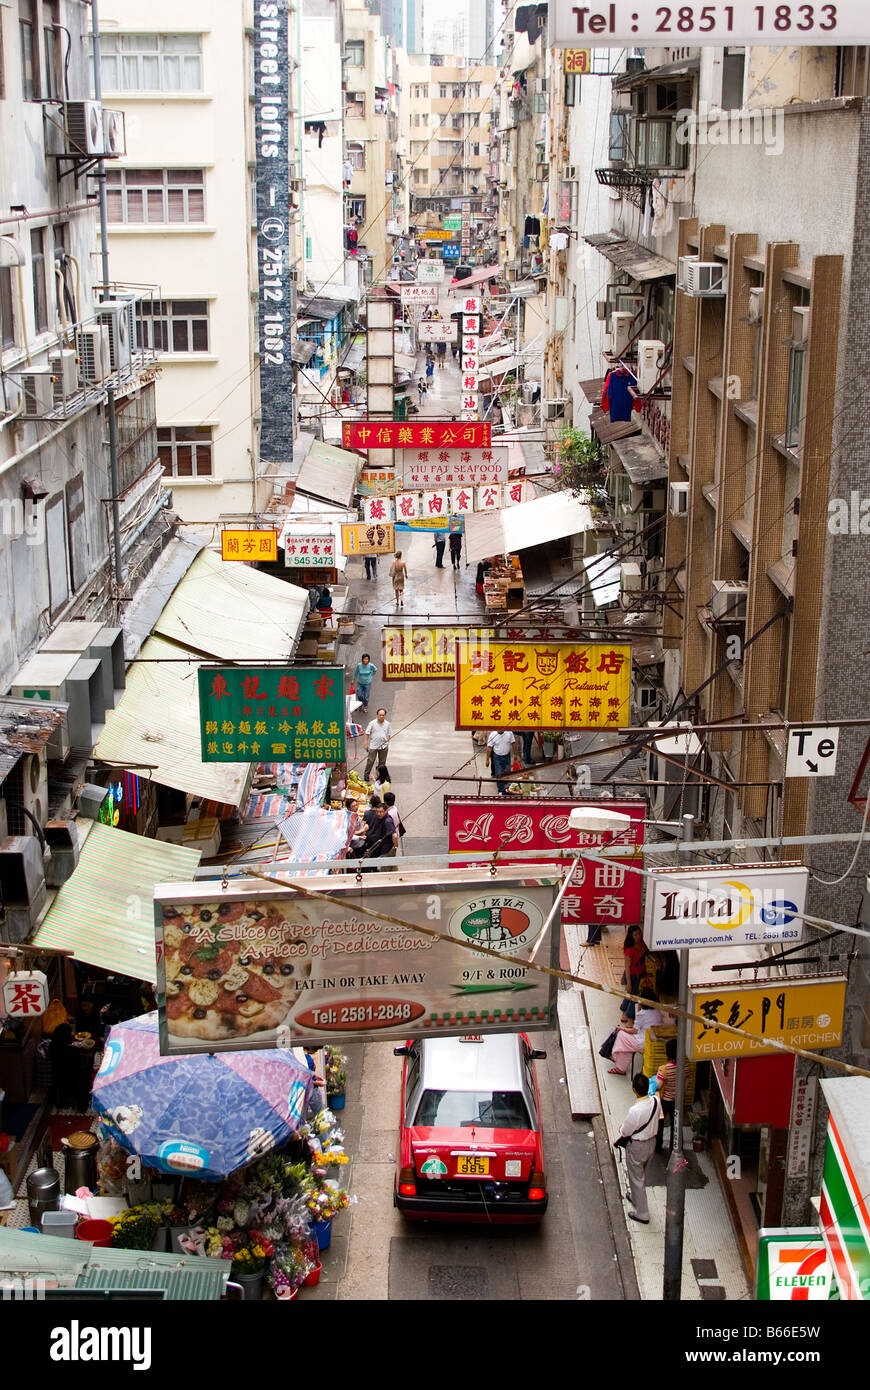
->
[393,1033,548,1223]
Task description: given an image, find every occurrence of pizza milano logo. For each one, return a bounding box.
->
[448,894,545,953]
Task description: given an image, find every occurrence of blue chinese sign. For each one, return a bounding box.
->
[443,243,461,260]
[197,667,345,764]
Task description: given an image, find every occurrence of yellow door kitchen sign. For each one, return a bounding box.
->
[690,976,846,1059]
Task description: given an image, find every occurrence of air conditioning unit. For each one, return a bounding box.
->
[677,255,697,290]
[544,399,567,420]
[711,579,748,621]
[669,481,689,516]
[611,311,635,356]
[18,368,54,417]
[98,301,133,374]
[681,259,727,297]
[748,287,765,325]
[21,749,48,830]
[0,836,47,940]
[636,339,665,394]
[792,306,810,345]
[76,325,110,384]
[49,349,78,403]
[620,561,643,605]
[64,100,105,155]
[102,107,126,156]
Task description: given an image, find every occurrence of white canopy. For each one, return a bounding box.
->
[464,491,595,565]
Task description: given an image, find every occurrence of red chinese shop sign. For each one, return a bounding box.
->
[447,799,645,927]
[342,421,491,450]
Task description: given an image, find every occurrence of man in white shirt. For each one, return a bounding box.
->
[364,708,393,781]
[485,729,516,795]
[617,1073,663,1224]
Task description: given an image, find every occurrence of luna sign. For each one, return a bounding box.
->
[254,1,293,466]
[644,863,809,950]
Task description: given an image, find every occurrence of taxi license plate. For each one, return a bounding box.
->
[456,1155,490,1176]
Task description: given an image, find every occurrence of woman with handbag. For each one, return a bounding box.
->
[608,986,663,1075]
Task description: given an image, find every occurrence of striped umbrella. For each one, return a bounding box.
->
[92,1013,314,1180]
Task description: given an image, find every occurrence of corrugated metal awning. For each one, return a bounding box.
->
[584,231,676,282]
[339,341,365,372]
[479,355,520,384]
[291,338,317,365]
[579,377,606,405]
[297,439,361,507]
[0,1228,228,1299]
[589,406,642,444]
[611,433,669,483]
[31,822,200,983]
[464,491,595,565]
[448,265,502,290]
[93,634,252,809]
[154,548,307,662]
[613,59,699,90]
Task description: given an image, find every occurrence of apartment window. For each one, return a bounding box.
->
[157,425,213,477]
[344,195,365,221]
[98,34,202,92]
[30,227,48,332]
[559,180,578,224]
[472,143,480,156]
[345,91,365,119]
[785,343,806,449]
[42,1,59,98]
[106,169,205,223]
[609,111,626,161]
[19,0,37,100]
[413,112,420,127]
[565,71,579,106]
[137,299,209,353]
[414,168,425,183]
[439,84,448,98]
[344,40,364,67]
[452,84,462,98]
[468,82,480,99]
[721,48,746,110]
[0,269,15,349]
[346,141,366,171]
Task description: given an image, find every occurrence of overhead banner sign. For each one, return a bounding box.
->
[564,48,591,72]
[254,1,293,466]
[421,230,452,240]
[756,1230,835,1302]
[443,214,462,230]
[417,321,457,343]
[357,467,396,497]
[198,665,345,764]
[282,531,334,569]
[417,259,445,283]
[690,976,846,1059]
[402,445,508,489]
[340,521,395,555]
[154,870,559,1054]
[221,529,278,563]
[400,284,439,304]
[448,798,645,927]
[455,640,631,731]
[548,0,866,44]
[383,626,493,680]
[342,421,491,450]
[644,864,809,950]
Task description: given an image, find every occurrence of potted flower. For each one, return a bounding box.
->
[230,1231,274,1301]
[690,1111,708,1152]
[269,1243,307,1300]
[304,1172,349,1251]
[325,1047,348,1110]
[541,731,563,760]
[109,1203,164,1251]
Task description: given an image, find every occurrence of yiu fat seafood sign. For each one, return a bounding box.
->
[153,870,558,1054]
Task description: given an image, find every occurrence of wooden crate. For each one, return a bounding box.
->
[642,1026,696,1101]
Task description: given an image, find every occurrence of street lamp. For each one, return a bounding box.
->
[567,806,634,837]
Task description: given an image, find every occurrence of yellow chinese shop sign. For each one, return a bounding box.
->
[340,522,396,556]
[221,529,278,562]
[690,977,847,1060]
[383,626,492,681]
[564,49,591,73]
[454,640,631,731]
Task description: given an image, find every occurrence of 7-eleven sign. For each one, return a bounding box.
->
[756,1229,834,1301]
[819,1086,870,1300]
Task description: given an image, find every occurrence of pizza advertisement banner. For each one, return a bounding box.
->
[153,870,559,1054]
[447,799,645,927]
[342,421,491,450]
[454,640,631,731]
[382,626,493,680]
[197,665,345,764]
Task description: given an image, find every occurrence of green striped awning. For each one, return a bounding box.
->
[31,822,200,984]
[0,1228,229,1300]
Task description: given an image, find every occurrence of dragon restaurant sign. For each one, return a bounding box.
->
[447,799,645,928]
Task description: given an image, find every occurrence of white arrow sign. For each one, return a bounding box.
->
[785,726,840,779]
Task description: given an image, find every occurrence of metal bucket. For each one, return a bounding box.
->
[62,1132,98,1194]
[27,1166,61,1229]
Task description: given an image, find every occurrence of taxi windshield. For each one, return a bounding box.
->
[414,1089,531,1129]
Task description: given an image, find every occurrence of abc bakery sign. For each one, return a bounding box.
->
[645,863,809,949]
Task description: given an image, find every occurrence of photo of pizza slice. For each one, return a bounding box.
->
[161,899,313,1041]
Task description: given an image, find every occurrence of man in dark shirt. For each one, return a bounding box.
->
[358,801,397,870]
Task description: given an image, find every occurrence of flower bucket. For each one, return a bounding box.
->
[313,1217,332,1252]
[235,1269,265,1301]
[274,1286,298,1301]
[302,1260,322,1287]
[75,1219,114,1247]
[328,1092,346,1111]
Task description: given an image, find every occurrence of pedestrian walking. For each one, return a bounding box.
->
[417,377,426,405]
[449,530,462,569]
[433,534,446,568]
[620,925,648,1023]
[380,790,403,867]
[425,355,434,381]
[364,552,378,580]
[352,653,377,714]
[389,551,407,607]
[485,728,516,795]
[650,1038,690,1153]
[363,708,393,781]
[437,341,446,367]
[308,584,320,613]
[519,729,536,764]
[617,1073,662,1225]
[608,986,663,1075]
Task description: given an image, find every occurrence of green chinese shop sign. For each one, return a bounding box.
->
[198,666,345,764]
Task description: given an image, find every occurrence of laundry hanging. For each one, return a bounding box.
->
[602,368,639,423]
